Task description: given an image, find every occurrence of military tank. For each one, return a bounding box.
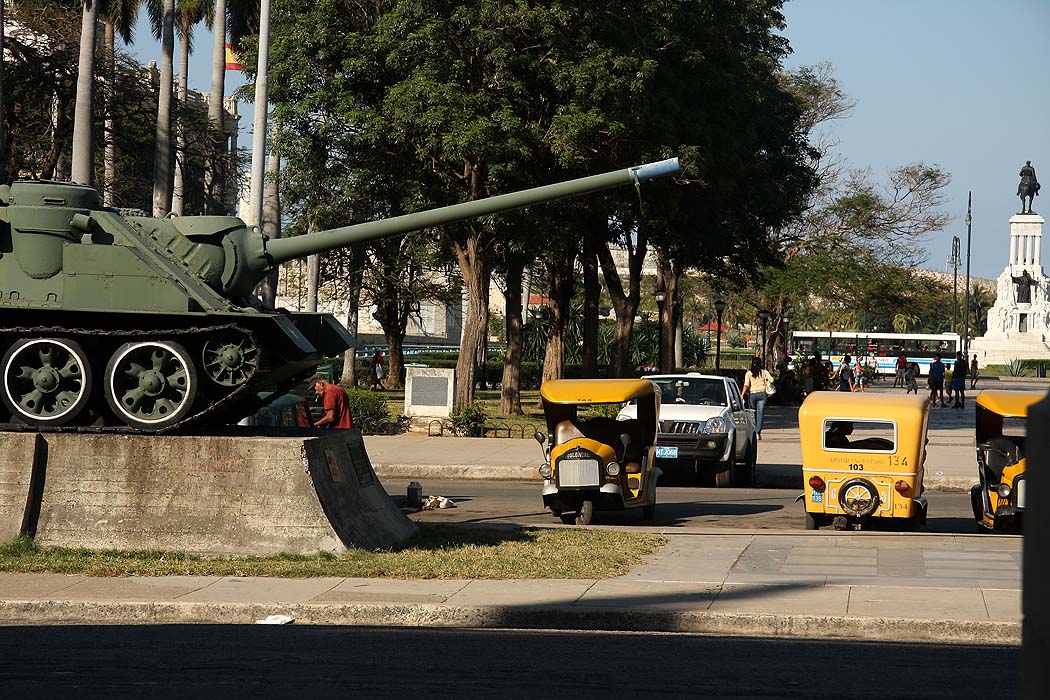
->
[0,158,679,431]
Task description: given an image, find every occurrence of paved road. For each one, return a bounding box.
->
[0,625,1018,700]
[407,480,979,532]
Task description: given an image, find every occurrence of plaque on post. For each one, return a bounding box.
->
[404,367,456,418]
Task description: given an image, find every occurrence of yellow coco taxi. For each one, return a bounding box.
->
[799,392,929,530]
[970,390,1040,533]
[536,379,660,525]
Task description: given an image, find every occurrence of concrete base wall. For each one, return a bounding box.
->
[0,434,38,539]
[0,430,416,556]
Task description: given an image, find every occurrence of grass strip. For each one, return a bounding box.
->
[0,526,666,580]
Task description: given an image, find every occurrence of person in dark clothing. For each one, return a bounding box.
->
[951,352,968,409]
[928,354,947,407]
[836,354,854,392]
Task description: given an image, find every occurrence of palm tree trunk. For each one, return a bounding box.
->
[171,22,190,215]
[257,142,281,304]
[207,0,228,213]
[102,18,115,206]
[151,0,175,216]
[0,1,6,182]
[71,0,100,186]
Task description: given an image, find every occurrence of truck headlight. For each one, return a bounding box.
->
[606,461,621,476]
[704,417,727,434]
[539,464,552,479]
[997,483,1012,499]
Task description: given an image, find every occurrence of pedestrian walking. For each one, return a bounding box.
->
[370,350,386,390]
[894,353,907,388]
[835,354,855,393]
[970,354,980,389]
[928,353,947,407]
[951,351,968,408]
[742,357,773,439]
[853,357,866,392]
[905,362,920,394]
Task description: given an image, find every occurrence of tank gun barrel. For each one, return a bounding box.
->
[263,158,680,267]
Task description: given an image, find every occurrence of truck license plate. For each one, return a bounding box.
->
[655,446,678,459]
[811,491,823,503]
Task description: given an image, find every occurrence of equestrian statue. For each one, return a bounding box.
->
[1019,160,1040,214]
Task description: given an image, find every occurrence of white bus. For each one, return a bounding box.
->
[791,331,961,376]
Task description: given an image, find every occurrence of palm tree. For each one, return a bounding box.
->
[892,312,917,334]
[205,0,256,213]
[0,0,6,183]
[71,0,102,185]
[149,0,213,215]
[150,0,175,216]
[101,0,142,206]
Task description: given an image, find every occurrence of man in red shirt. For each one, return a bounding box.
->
[310,374,353,428]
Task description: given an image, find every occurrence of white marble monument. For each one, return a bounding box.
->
[971,213,1050,364]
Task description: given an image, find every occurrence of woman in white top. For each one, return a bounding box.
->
[742,356,773,438]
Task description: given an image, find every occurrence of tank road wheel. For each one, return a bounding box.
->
[104,341,198,431]
[1,338,93,426]
[201,332,259,387]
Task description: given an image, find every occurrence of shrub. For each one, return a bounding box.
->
[344,387,392,434]
[1007,358,1029,377]
[449,402,488,437]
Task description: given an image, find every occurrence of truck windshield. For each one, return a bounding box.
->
[651,378,727,406]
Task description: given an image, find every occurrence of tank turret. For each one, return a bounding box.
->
[0,158,679,431]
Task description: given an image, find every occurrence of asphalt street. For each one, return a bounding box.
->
[0,625,1018,700]
[408,480,979,532]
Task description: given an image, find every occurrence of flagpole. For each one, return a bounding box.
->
[964,192,972,357]
[248,0,271,227]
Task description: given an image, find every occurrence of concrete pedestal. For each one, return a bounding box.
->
[972,214,1050,363]
[0,430,416,555]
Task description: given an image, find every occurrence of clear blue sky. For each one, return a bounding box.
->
[129,0,1050,279]
[780,0,1050,279]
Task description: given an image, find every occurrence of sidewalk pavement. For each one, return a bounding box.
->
[0,531,1020,644]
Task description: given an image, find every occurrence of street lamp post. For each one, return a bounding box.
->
[964,192,973,358]
[714,299,727,372]
[655,284,667,372]
[758,310,772,368]
[948,235,961,333]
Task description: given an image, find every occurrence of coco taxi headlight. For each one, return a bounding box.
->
[539,463,553,479]
[997,483,1012,499]
[605,461,621,476]
[703,416,728,434]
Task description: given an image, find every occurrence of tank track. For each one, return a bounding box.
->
[0,322,261,434]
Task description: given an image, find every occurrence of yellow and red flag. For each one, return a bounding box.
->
[225,43,243,71]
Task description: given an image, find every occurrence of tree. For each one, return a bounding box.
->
[0,0,7,182]
[149,0,175,215]
[149,0,214,215]
[100,0,142,205]
[738,63,953,366]
[71,0,101,185]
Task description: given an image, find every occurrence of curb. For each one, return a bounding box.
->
[0,599,1019,645]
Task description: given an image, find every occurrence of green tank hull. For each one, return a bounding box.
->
[0,158,679,431]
